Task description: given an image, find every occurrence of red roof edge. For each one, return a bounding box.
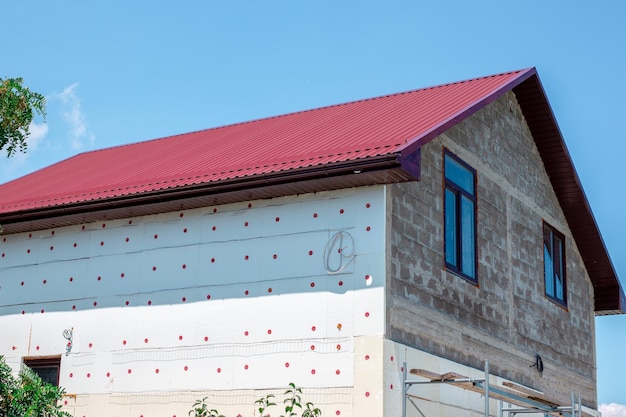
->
[400,68,537,156]
[512,72,624,315]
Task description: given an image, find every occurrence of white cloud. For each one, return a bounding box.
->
[600,403,626,417]
[26,122,49,151]
[1,121,48,157]
[0,121,48,172]
[54,83,95,150]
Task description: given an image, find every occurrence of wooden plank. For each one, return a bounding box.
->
[494,384,554,405]
[409,369,444,380]
[500,381,562,407]
[407,367,593,417]
[440,372,466,381]
[502,381,544,397]
[409,369,468,381]
[446,381,562,417]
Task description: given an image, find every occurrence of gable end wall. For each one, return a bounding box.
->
[386,91,597,407]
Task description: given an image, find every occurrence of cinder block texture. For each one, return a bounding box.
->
[386,91,597,407]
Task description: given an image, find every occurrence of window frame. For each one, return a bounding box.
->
[23,356,61,386]
[443,149,478,283]
[543,221,567,306]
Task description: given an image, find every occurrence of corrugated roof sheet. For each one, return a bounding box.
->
[0,69,529,214]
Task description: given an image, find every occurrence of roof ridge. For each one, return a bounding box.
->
[71,69,531,157]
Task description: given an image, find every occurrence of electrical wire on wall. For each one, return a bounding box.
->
[323,231,355,274]
[62,328,73,356]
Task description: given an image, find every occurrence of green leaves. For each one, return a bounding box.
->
[302,402,322,417]
[0,355,71,417]
[282,382,302,417]
[189,397,225,417]
[0,77,46,157]
[0,356,18,416]
[255,393,276,417]
[188,383,321,417]
[278,383,320,417]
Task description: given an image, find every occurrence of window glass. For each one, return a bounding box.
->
[23,357,60,386]
[444,151,476,282]
[460,196,475,277]
[543,222,566,305]
[445,188,457,267]
[544,243,554,297]
[555,236,564,301]
[32,366,59,385]
[445,155,474,195]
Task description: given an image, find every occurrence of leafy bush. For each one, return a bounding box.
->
[0,355,70,417]
[0,77,46,157]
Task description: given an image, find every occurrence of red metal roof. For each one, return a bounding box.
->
[0,67,623,313]
[0,69,529,214]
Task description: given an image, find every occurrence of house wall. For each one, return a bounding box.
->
[386,91,598,408]
[0,187,388,417]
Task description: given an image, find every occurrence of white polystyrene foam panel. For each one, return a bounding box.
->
[0,186,387,416]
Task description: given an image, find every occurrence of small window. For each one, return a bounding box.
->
[543,222,566,305]
[23,357,61,386]
[444,151,477,282]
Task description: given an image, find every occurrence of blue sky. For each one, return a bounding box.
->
[2,0,625,410]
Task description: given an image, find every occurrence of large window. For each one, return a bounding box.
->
[23,357,61,386]
[444,151,477,282]
[543,222,566,305]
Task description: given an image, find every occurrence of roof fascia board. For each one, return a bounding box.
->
[0,154,406,231]
[398,148,421,180]
[512,73,624,314]
[399,68,537,158]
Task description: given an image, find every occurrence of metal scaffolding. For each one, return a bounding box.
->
[402,360,586,417]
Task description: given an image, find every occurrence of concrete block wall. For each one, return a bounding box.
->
[386,91,597,408]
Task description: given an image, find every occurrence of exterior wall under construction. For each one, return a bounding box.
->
[0,187,388,417]
[386,91,597,410]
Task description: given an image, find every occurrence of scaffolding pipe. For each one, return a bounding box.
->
[502,408,549,414]
[485,360,490,417]
[402,362,407,417]
[578,392,582,417]
[402,359,584,417]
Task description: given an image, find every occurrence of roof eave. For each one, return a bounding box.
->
[0,153,414,234]
[512,73,625,315]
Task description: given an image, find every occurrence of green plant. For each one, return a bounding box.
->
[189,397,225,417]
[188,383,321,417]
[0,356,17,415]
[0,77,46,157]
[0,355,71,417]
[254,393,275,417]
